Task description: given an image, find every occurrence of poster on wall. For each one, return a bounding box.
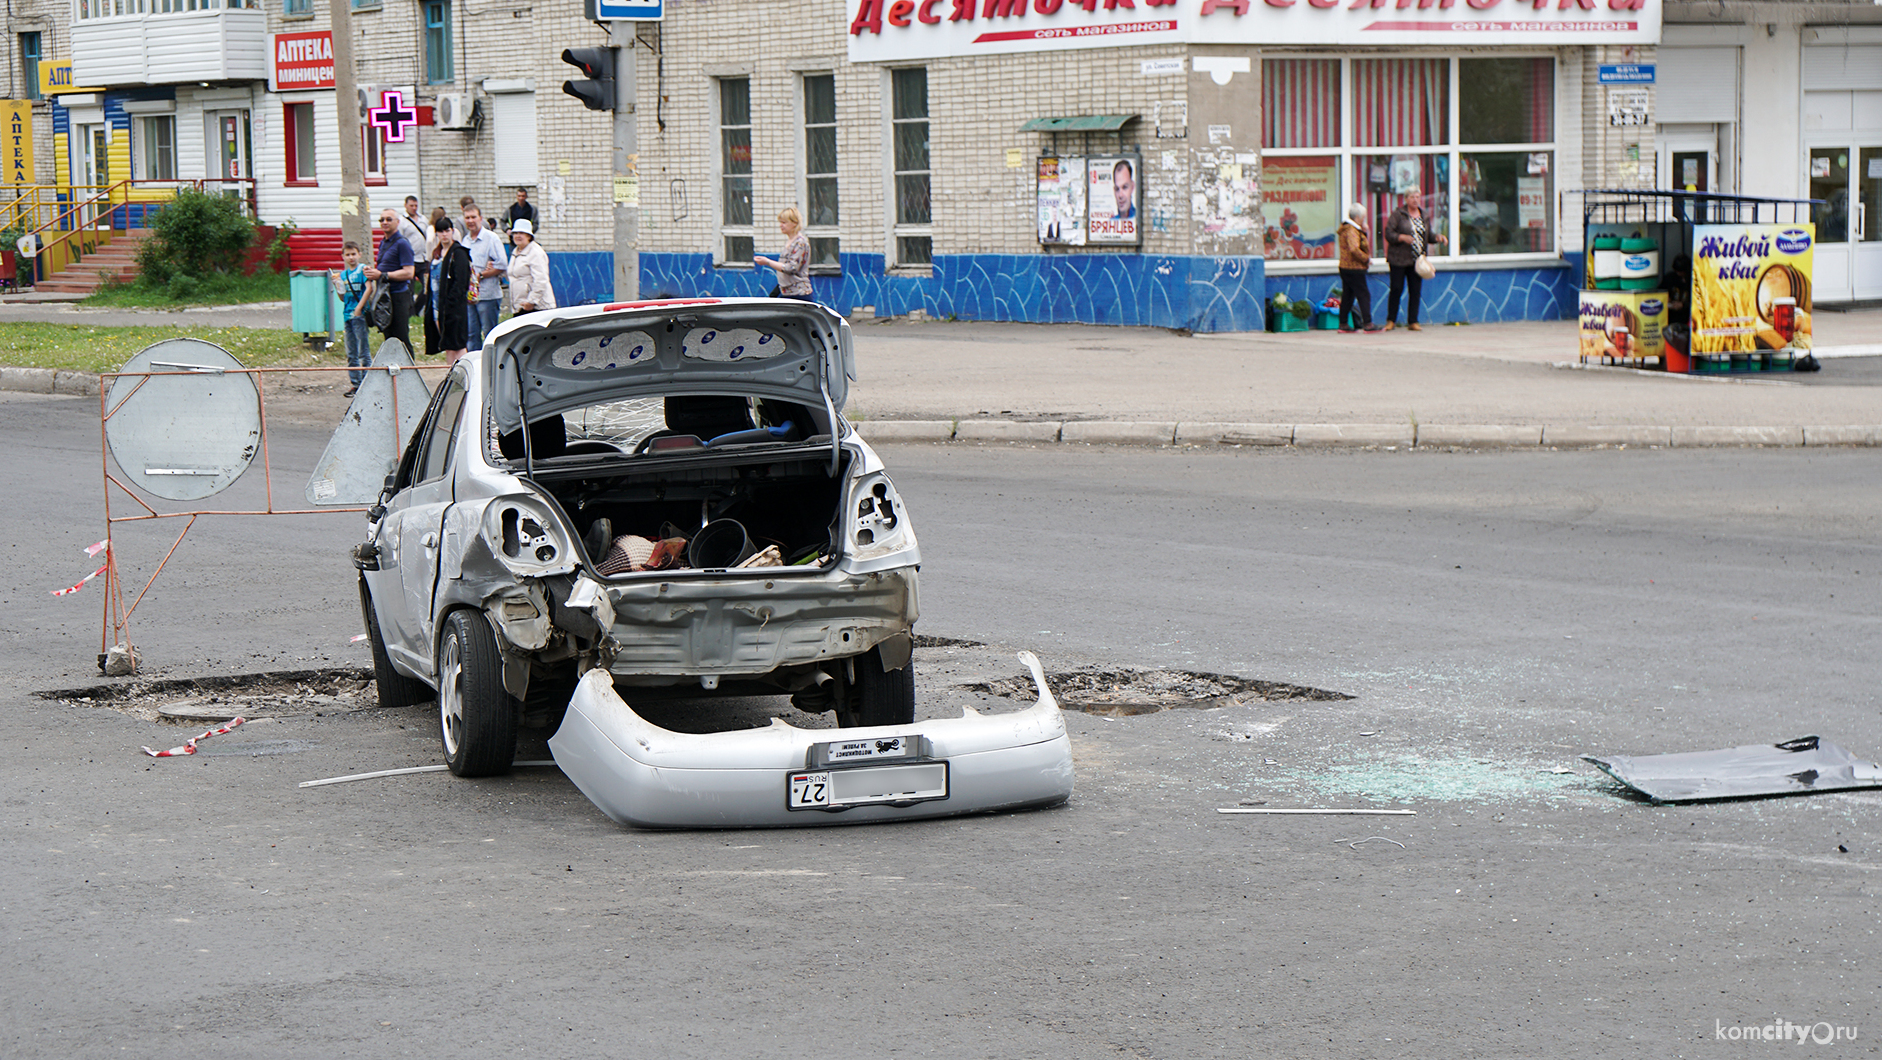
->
[1690,223,1814,353]
[1037,156,1085,246]
[1517,177,1547,229]
[1087,156,1141,245]
[1260,156,1337,260]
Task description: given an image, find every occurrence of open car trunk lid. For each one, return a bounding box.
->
[486,298,856,442]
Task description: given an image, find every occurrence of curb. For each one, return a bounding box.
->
[4,372,1877,450]
[0,366,100,396]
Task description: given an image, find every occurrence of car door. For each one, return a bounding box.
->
[380,370,470,677]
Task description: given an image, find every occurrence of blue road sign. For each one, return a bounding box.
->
[589,0,661,19]
[1598,64,1655,84]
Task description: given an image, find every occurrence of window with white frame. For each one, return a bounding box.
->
[802,73,839,270]
[719,77,753,264]
[889,67,929,267]
[1260,55,1556,263]
[140,115,176,180]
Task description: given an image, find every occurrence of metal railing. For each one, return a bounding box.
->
[4,178,260,283]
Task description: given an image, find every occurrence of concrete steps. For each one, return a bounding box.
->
[33,229,155,294]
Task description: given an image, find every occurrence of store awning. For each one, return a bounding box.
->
[1018,115,1137,133]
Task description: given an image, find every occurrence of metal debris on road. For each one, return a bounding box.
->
[1333,836,1406,849]
[1583,735,1882,803]
[142,716,246,757]
[1217,807,1417,815]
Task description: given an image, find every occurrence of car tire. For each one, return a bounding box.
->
[437,609,520,777]
[838,647,915,728]
[359,577,432,708]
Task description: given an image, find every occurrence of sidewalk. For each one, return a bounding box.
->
[3,300,1878,447]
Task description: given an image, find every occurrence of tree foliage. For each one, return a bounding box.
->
[136,190,256,285]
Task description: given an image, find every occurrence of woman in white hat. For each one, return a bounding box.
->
[506,218,556,315]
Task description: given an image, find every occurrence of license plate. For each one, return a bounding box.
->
[787,761,949,811]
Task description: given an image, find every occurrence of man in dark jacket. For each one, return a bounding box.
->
[506,187,539,245]
[365,209,416,349]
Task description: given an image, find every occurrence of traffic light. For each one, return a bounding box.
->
[562,47,617,112]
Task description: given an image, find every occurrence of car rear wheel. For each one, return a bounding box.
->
[359,577,432,708]
[437,610,520,777]
[836,646,915,728]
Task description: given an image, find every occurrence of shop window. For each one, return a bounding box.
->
[140,116,176,181]
[424,0,453,85]
[1460,58,1553,147]
[1263,59,1337,150]
[890,67,930,267]
[803,73,840,271]
[19,33,40,101]
[1458,151,1552,255]
[1259,55,1556,262]
[283,101,316,184]
[719,77,752,264]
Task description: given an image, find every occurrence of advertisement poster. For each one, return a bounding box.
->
[1516,177,1547,229]
[1260,156,1337,260]
[1087,156,1140,245]
[1037,156,1085,246]
[1578,289,1667,365]
[1690,223,1815,353]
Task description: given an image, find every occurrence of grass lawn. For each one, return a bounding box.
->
[79,269,293,309]
[0,323,338,374]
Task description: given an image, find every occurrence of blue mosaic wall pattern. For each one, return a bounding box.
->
[629,251,1571,330]
[638,252,1269,332]
[1265,262,1577,326]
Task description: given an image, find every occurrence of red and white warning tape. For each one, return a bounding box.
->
[143,716,247,758]
[51,541,110,597]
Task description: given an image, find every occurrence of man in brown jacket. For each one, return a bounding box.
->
[1337,204,1378,333]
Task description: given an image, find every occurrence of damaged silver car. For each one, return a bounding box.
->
[355,298,919,777]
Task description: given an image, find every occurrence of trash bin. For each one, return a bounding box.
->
[289,269,340,348]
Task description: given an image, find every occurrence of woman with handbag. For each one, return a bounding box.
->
[1381,192,1446,332]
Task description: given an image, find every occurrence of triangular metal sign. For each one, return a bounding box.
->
[304,340,433,506]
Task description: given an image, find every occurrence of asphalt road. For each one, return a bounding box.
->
[2,390,1878,1058]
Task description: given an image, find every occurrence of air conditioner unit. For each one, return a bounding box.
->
[358,85,375,119]
[437,93,476,130]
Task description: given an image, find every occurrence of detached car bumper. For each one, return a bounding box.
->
[549,651,1075,828]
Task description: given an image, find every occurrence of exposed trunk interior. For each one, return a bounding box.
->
[527,447,850,573]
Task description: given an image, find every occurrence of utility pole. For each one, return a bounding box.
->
[608,22,638,302]
[328,0,371,251]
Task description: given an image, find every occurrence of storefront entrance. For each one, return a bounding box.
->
[1807,144,1882,303]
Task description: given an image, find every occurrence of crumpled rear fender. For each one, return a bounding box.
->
[549,651,1074,829]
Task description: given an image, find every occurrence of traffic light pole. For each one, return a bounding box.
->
[609,24,639,302]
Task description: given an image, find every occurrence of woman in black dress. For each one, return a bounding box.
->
[433,217,472,364]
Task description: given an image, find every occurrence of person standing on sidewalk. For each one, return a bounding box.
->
[461,205,507,350]
[334,241,373,397]
[432,216,472,364]
[753,207,813,301]
[1336,204,1377,333]
[1381,192,1447,332]
[365,209,416,350]
[506,218,555,315]
[506,187,539,246]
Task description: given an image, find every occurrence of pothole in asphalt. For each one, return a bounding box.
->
[913,634,984,649]
[38,667,382,723]
[966,668,1351,717]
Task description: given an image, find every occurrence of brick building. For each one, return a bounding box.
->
[10,0,1880,320]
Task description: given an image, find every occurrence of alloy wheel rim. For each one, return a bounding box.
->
[439,630,464,756]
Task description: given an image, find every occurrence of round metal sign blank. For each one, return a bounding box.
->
[105,340,262,502]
